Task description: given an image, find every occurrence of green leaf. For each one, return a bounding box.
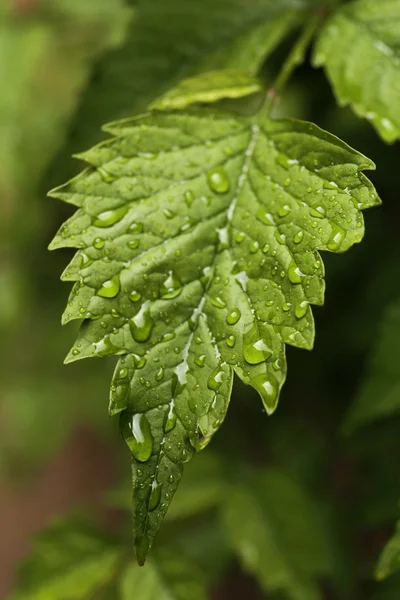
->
[50,105,378,561]
[120,551,206,600]
[65,0,314,152]
[222,469,333,600]
[343,300,400,434]
[150,70,262,111]
[9,518,124,600]
[377,521,400,581]
[313,0,400,143]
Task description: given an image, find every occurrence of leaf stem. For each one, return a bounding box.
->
[260,11,324,119]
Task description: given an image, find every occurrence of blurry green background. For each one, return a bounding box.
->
[1,0,400,598]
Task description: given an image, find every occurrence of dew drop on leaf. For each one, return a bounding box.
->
[120,412,153,462]
[211,296,226,309]
[226,308,241,325]
[129,290,141,302]
[160,271,182,299]
[294,230,304,244]
[252,373,279,414]
[207,167,230,193]
[327,224,345,251]
[129,302,154,342]
[295,300,309,319]
[288,261,305,284]
[93,335,119,357]
[165,403,177,433]
[207,365,225,391]
[243,324,273,365]
[94,205,128,227]
[97,275,120,298]
[256,207,275,226]
[93,237,105,249]
[148,481,161,511]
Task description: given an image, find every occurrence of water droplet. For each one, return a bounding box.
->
[295,300,309,319]
[120,412,153,461]
[128,239,139,249]
[226,308,241,325]
[288,261,305,284]
[279,204,291,217]
[98,166,116,183]
[72,348,80,356]
[235,231,246,244]
[118,368,128,379]
[129,290,141,302]
[148,481,161,511]
[129,222,143,234]
[160,271,182,299]
[327,224,345,251]
[161,332,176,343]
[129,302,154,342]
[163,208,175,219]
[226,335,236,348]
[195,354,206,367]
[97,275,120,298]
[165,402,177,432]
[262,244,270,254]
[207,167,230,194]
[93,237,105,249]
[211,296,226,309]
[155,367,164,381]
[93,336,119,356]
[294,230,304,244]
[275,231,286,245]
[277,153,298,169]
[256,207,275,226]
[250,241,260,254]
[243,324,273,365]
[310,206,326,219]
[207,365,225,391]
[282,302,292,312]
[323,180,338,190]
[80,253,93,268]
[94,205,128,227]
[184,189,194,206]
[253,373,279,414]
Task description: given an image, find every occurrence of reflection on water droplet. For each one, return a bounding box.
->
[327,225,345,251]
[252,373,279,414]
[207,167,230,194]
[288,261,305,284]
[148,481,161,511]
[207,365,225,391]
[94,205,128,227]
[256,207,275,226]
[226,308,241,325]
[93,336,118,357]
[160,271,182,299]
[120,412,153,461]
[294,231,304,244]
[129,302,154,342]
[129,290,141,302]
[295,300,309,319]
[211,296,226,309]
[97,275,120,298]
[243,324,273,365]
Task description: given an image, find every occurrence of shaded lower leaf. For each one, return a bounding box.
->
[222,469,333,600]
[120,551,206,600]
[377,520,400,581]
[9,517,124,600]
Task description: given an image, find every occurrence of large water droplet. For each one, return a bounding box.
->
[288,261,305,284]
[120,412,153,461]
[207,167,230,194]
[94,205,128,227]
[165,402,177,432]
[252,373,279,414]
[93,335,119,356]
[97,275,120,298]
[310,206,326,219]
[226,308,241,325]
[256,207,275,226]
[327,224,345,251]
[129,302,154,342]
[160,271,182,299]
[207,365,225,392]
[129,290,141,302]
[294,230,304,244]
[243,324,273,365]
[295,300,309,319]
[148,481,161,511]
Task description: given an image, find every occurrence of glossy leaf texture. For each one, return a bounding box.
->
[222,469,333,600]
[343,300,400,434]
[50,106,379,561]
[313,0,400,143]
[377,520,400,581]
[8,518,124,600]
